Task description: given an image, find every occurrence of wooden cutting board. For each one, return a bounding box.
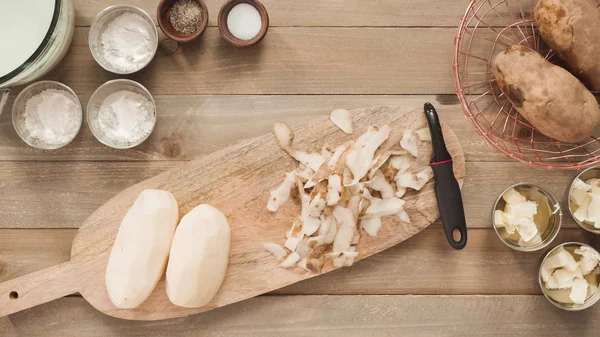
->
[0,106,465,321]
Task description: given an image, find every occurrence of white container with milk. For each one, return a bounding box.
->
[0,0,74,114]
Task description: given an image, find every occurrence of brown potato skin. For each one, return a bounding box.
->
[535,0,600,91]
[492,45,600,143]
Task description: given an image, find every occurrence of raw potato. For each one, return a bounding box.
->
[166,204,231,308]
[535,0,600,91]
[106,189,179,309]
[492,45,600,143]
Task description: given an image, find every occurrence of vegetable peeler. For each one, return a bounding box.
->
[424,102,467,250]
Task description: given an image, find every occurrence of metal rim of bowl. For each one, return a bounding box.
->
[492,182,562,252]
[568,166,600,235]
[538,242,600,311]
[89,4,159,75]
[11,80,83,150]
[86,79,157,149]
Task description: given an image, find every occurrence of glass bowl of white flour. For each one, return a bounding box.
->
[87,79,157,149]
[12,81,83,149]
[89,5,158,74]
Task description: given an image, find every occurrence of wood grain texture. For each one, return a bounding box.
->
[72,0,467,27]
[23,27,464,96]
[0,95,499,162]
[6,295,600,337]
[3,228,598,296]
[0,106,465,320]
[0,161,579,229]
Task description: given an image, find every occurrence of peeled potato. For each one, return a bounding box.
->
[166,204,231,308]
[105,189,179,309]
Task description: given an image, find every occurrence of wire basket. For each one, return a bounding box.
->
[453,0,600,170]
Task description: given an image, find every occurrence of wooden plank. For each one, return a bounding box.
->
[73,0,468,27]
[26,27,464,96]
[2,228,597,296]
[0,95,504,162]
[0,161,580,229]
[6,295,600,336]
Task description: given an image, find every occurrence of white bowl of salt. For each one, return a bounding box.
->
[12,81,83,150]
[87,79,157,149]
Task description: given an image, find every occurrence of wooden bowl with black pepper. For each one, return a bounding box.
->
[157,0,209,43]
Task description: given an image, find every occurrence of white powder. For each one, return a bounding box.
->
[100,13,155,73]
[22,89,81,145]
[97,90,155,145]
[227,4,262,40]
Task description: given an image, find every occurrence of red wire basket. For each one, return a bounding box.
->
[453,0,600,170]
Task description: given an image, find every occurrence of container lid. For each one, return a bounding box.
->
[0,1,58,80]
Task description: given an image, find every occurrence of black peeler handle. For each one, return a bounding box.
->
[424,103,468,250]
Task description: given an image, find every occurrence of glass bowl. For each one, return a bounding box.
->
[89,5,158,74]
[87,79,156,149]
[539,242,600,311]
[12,80,82,149]
[492,182,562,252]
[568,166,600,234]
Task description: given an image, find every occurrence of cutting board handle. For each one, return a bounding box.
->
[0,258,93,317]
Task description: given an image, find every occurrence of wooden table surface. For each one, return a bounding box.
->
[2,0,600,336]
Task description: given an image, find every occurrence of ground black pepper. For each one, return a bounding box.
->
[169,0,203,34]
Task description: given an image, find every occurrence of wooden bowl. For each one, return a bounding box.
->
[157,0,209,43]
[217,0,269,47]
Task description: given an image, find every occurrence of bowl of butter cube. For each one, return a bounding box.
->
[493,183,562,252]
[539,242,600,310]
[569,166,600,234]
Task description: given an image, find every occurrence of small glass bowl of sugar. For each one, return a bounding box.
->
[87,79,157,149]
[12,81,83,150]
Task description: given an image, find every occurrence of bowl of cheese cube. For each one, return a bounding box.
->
[493,183,562,251]
[569,166,600,234]
[539,242,600,310]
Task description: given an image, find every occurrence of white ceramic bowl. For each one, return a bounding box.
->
[89,5,158,74]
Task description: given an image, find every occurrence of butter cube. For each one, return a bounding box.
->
[569,278,589,305]
[574,197,591,223]
[540,266,553,283]
[546,273,572,289]
[494,210,505,226]
[516,219,538,243]
[545,247,577,270]
[586,196,600,226]
[571,187,591,207]
[502,188,526,204]
[573,178,592,192]
[519,233,542,247]
[553,268,583,285]
[505,201,537,218]
[575,246,600,275]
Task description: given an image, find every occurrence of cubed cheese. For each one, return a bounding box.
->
[575,246,600,275]
[569,278,589,305]
[502,188,526,204]
[541,266,553,283]
[505,201,537,218]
